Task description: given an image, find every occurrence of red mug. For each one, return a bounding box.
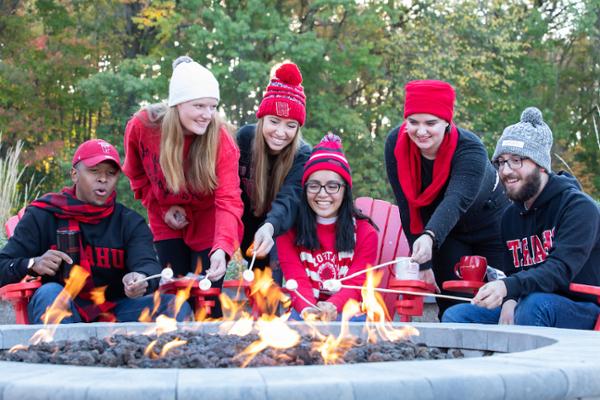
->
[453,255,487,281]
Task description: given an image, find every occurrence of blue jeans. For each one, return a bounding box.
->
[289,308,367,322]
[442,292,600,330]
[28,282,193,324]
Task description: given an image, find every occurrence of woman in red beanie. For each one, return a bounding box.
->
[384,80,509,317]
[277,134,378,320]
[123,56,243,316]
[237,62,311,282]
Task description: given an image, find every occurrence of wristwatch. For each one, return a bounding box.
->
[423,230,438,248]
[26,258,35,270]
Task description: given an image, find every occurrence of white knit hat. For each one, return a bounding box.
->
[167,56,220,106]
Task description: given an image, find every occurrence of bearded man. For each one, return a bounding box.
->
[442,107,600,329]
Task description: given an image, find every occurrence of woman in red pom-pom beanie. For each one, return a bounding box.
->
[384,80,509,318]
[237,62,312,283]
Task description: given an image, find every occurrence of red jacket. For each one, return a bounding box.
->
[277,218,378,313]
[123,111,243,256]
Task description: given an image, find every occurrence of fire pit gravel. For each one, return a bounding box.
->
[0,331,464,368]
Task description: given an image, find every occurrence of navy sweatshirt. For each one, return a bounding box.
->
[501,172,600,303]
[385,125,509,262]
[237,124,311,256]
[0,203,161,300]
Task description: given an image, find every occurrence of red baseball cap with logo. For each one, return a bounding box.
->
[72,139,121,170]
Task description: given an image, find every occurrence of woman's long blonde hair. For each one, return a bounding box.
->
[146,103,224,194]
[251,118,301,216]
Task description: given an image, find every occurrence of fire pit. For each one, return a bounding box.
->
[0,322,599,399]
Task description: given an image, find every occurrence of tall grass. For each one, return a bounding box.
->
[0,136,41,244]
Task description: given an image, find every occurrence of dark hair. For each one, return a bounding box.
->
[295,182,377,252]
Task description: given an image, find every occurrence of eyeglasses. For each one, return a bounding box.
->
[493,156,528,170]
[305,181,345,194]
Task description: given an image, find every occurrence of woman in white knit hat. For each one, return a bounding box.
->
[123,56,243,317]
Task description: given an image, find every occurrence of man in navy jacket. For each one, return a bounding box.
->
[0,139,192,323]
[443,107,600,329]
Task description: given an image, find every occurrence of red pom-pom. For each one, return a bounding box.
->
[320,133,342,145]
[275,63,302,85]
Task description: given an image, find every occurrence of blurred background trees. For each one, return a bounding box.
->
[1,0,598,220]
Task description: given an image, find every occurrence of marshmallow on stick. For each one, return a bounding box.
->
[136,268,173,284]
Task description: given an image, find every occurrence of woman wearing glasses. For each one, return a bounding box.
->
[237,62,311,281]
[277,134,378,320]
[384,80,510,317]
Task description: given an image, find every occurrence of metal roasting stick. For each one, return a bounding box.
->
[338,257,411,282]
[284,280,323,311]
[340,284,472,303]
[293,289,324,311]
[242,252,258,282]
[248,252,257,271]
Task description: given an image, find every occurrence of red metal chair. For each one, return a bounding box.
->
[4,214,21,239]
[569,283,600,331]
[355,197,421,321]
[1,209,40,324]
[0,279,41,324]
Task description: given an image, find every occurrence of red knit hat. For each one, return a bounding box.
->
[256,62,306,126]
[302,133,352,188]
[403,80,456,123]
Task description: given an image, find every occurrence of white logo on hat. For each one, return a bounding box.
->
[502,139,525,148]
[99,141,112,154]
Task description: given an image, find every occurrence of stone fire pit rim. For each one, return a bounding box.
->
[0,322,598,400]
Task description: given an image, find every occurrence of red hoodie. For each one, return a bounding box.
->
[123,110,243,256]
[277,218,378,313]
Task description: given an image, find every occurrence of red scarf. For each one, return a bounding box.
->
[30,186,117,321]
[29,186,115,224]
[394,122,459,234]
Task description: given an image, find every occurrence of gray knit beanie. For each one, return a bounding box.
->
[493,107,553,171]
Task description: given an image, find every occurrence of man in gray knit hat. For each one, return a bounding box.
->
[443,107,600,329]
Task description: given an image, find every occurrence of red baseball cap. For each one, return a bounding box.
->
[72,139,121,170]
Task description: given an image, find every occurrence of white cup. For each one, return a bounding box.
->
[394,259,420,280]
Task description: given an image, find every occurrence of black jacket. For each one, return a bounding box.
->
[502,172,600,303]
[237,124,311,250]
[0,203,161,300]
[385,125,509,254]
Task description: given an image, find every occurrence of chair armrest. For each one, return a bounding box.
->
[569,283,600,303]
[0,280,42,300]
[443,280,484,295]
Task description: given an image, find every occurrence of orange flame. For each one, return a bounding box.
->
[219,290,254,336]
[362,269,419,342]
[139,291,162,323]
[89,285,107,305]
[249,268,288,316]
[29,265,90,345]
[313,299,361,364]
[159,338,187,357]
[236,316,300,367]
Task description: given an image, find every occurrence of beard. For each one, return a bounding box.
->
[504,167,542,204]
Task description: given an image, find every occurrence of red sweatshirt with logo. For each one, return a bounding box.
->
[277,218,378,313]
[123,111,243,256]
